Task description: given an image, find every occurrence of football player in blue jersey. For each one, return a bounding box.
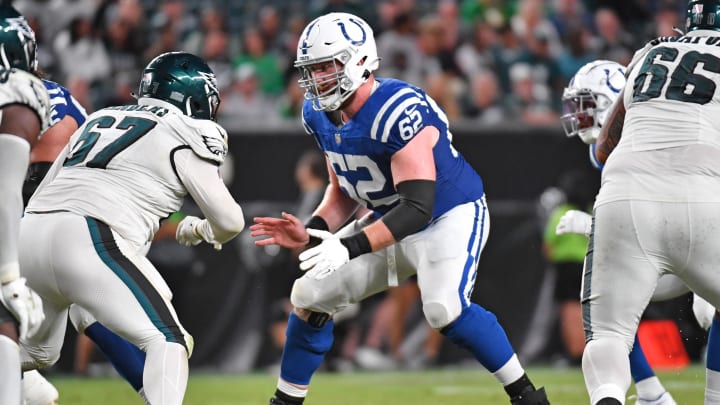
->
[251,12,549,405]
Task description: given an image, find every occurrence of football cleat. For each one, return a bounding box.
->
[269,397,294,405]
[22,370,58,405]
[634,391,677,405]
[510,386,550,405]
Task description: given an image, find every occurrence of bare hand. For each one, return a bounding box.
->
[250,212,309,249]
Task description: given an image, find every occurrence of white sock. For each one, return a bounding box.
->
[635,376,666,400]
[277,378,309,398]
[0,335,22,405]
[143,342,188,405]
[492,354,526,386]
[0,134,30,279]
[582,338,631,404]
[706,368,720,404]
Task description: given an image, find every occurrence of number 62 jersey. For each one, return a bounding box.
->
[26,99,229,248]
[597,30,720,206]
[302,78,484,219]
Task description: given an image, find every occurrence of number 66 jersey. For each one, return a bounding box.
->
[596,30,720,207]
[26,98,229,249]
[302,78,484,219]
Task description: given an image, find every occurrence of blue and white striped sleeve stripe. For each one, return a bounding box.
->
[369,88,426,143]
[45,85,66,126]
[589,143,603,171]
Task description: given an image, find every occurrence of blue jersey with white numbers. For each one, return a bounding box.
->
[302,78,484,219]
[42,80,87,126]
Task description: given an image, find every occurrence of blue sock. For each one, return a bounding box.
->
[280,312,334,385]
[440,303,514,372]
[629,333,654,382]
[707,316,720,371]
[85,322,146,391]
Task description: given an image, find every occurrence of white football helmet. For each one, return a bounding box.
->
[295,12,380,111]
[560,60,626,144]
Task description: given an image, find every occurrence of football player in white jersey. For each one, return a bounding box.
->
[581,1,720,404]
[0,5,50,404]
[17,51,245,405]
[560,60,684,405]
[252,12,549,405]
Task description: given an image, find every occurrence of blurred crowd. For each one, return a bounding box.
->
[17,0,686,131]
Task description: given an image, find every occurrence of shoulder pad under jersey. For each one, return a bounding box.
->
[170,114,228,165]
[0,69,51,133]
[627,36,679,76]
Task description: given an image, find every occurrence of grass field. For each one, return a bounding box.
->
[50,364,707,405]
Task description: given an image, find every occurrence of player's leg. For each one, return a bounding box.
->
[627,262,696,404]
[0,305,22,405]
[582,201,668,405]
[628,334,676,405]
[24,214,190,405]
[672,203,720,405]
[271,249,397,404]
[414,198,547,404]
[69,305,146,392]
[0,134,32,404]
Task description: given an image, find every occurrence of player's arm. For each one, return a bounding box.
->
[29,115,79,163]
[0,104,42,146]
[345,125,439,256]
[595,88,625,164]
[309,157,362,232]
[174,148,245,246]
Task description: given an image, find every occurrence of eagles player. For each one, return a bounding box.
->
[581,1,720,403]
[18,51,245,405]
[559,60,683,405]
[0,5,49,404]
[24,79,149,403]
[251,12,549,405]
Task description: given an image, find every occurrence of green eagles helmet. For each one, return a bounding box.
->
[138,52,220,121]
[0,5,37,72]
[687,0,720,32]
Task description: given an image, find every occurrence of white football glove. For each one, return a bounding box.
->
[176,216,222,250]
[555,210,592,237]
[298,229,349,279]
[0,277,44,340]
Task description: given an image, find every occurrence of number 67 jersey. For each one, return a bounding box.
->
[26,99,229,248]
[302,78,484,219]
[596,31,720,206]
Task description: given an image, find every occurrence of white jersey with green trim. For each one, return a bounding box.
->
[0,68,51,134]
[597,30,720,206]
[27,99,228,248]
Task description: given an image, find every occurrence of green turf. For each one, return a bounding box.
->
[50,364,706,405]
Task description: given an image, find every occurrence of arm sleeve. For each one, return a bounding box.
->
[174,148,245,243]
[30,145,70,201]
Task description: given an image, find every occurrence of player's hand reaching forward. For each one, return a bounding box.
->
[0,277,44,339]
[251,212,310,249]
